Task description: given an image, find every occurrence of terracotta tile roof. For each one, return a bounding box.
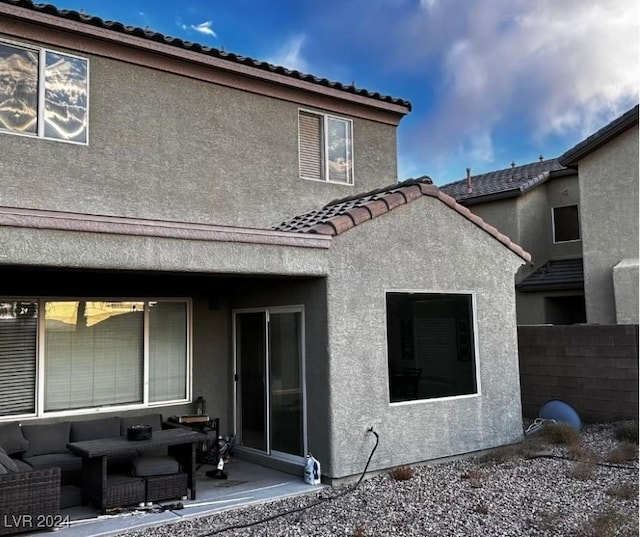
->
[559,104,639,167]
[439,159,567,205]
[516,258,584,292]
[273,177,531,262]
[0,0,411,112]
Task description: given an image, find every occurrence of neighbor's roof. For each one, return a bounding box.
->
[515,258,584,292]
[439,159,568,206]
[273,177,531,261]
[559,104,639,167]
[0,0,411,112]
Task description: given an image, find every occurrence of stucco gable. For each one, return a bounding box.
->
[273,177,531,262]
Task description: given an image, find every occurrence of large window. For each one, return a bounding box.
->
[298,110,353,184]
[0,299,189,418]
[0,39,88,144]
[0,301,38,416]
[552,205,580,243]
[386,292,477,402]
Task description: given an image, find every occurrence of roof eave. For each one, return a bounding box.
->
[0,0,411,118]
[456,188,522,206]
[516,282,584,293]
[559,105,639,167]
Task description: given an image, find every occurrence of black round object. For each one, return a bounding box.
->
[127,424,152,441]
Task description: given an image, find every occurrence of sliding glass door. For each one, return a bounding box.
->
[234,307,305,461]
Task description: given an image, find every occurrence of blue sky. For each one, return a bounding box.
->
[47,0,638,185]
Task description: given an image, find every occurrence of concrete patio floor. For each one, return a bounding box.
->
[32,459,324,537]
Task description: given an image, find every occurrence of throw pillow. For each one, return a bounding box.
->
[21,421,71,457]
[0,422,29,455]
[71,417,120,442]
[0,447,19,473]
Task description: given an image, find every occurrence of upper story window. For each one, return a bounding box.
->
[298,110,353,185]
[0,39,88,144]
[553,205,580,243]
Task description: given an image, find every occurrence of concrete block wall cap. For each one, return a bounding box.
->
[362,199,389,218]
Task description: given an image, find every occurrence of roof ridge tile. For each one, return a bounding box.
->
[273,178,530,262]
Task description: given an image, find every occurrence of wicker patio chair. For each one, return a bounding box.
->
[0,466,61,536]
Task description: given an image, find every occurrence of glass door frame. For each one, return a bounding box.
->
[232,305,307,465]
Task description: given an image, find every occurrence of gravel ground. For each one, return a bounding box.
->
[125,421,638,537]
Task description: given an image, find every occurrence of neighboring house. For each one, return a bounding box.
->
[557,105,639,325]
[440,105,639,326]
[0,0,530,482]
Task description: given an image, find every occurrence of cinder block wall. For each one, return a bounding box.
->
[518,325,639,423]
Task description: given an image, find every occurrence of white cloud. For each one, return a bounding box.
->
[265,35,308,72]
[190,21,216,38]
[395,0,639,174]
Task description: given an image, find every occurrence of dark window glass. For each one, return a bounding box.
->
[386,293,477,402]
[553,205,580,242]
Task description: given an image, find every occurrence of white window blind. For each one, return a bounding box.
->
[44,301,144,411]
[299,111,324,180]
[149,301,188,402]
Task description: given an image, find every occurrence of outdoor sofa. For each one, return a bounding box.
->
[0,413,188,534]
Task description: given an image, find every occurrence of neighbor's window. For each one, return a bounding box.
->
[553,205,580,243]
[0,39,88,144]
[298,110,353,184]
[386,292,477,402]
[0,298,189,418]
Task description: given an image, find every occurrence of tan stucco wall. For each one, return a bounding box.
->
[578,127,639,324]
[0,34,399,229]
[0,193,526,478]
[613,258,640,324]
[324,196,526,478]
[466,174,581,326]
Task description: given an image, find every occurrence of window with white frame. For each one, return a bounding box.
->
[0,39,89,144]
[298,110,353,184]
[552,205,580,243]
[386,292,477,402]
[0,299,189,418]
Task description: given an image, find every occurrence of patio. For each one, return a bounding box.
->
[46,458,324,537]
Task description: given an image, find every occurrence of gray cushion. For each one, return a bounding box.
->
[13,458,33,472]
[131,455,180,477]
[21,422,71,457]
[60,485,82,509]
[0,463,6,475]
[71,417,121,442]
[22,452,82,473]
[0,447,19,473]
[0,422,29,455]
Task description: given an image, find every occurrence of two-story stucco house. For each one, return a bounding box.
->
[557,105,639,325]
[0,0,530,484]
[441,105,639,327]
